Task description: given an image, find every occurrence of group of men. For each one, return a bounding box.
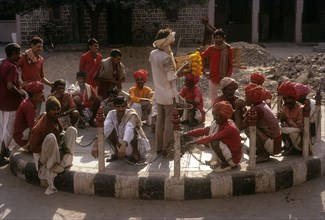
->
[0,24,317,197]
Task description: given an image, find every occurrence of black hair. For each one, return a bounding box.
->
[110,49,122,57]
[213,28,226,38]
[76,71,87,78]
[88,38,99,46]
[113,95,127,105]
[5,43,21,57]
[30,36,43,45]
[155,28,173,41]
[54,79,66,88]
[108,86,119,96]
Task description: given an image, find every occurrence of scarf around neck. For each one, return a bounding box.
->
[214,41,230,80]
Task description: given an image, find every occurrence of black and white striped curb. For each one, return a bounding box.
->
[10,151,325,200]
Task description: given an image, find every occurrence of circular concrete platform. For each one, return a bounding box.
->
[9,137,325,200]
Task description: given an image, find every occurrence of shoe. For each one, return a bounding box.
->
[89,119,97,127]
[78,121,86,129]
[0,158,9,167]
[256,155,270,163]
[213,164,232,172]
[106,154,118,162]
[51,164,65,173]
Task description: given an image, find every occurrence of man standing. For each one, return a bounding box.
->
[96,49,125,99]
[79,38,102,90]
[18,36,53,89]
[149,28,187,157]
[129,69,154,123]
[13,81,44,148]
[50,79,79,129]
[0,43,26,166]
[201,29,233,105]
[29,96,77,194]
[201,15,216,47]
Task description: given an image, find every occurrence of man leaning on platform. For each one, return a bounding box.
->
[29,96,77,195]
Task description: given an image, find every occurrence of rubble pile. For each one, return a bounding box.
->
[232,42,279,67]
[269,53,325,92]
[198,42,324,97]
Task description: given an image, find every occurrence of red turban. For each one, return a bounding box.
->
[278,82,299,100]
[23,81,44,93]
[213,101,234,119]
[250,72,265,85]
[185,73,200,84]
[133,69,148,82]
[245,83,271,103]
[294,83,310,96]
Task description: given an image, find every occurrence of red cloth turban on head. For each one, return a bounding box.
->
[23,81,44,93]
[250,72,265,85]
[185,73,200,84]
[213,101,234,120]
[133,69,148,82]
[245,83,271,103]
[294,83,310,96]
[278,82,299,100]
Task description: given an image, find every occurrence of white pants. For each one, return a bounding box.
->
[0,110,16,149]
[208,81,220,106]
[34,126,77,194]
[131,103,143,119]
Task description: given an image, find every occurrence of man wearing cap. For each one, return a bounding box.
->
[13,81,44,148]
[237,83,282,163]
[129,69,154,124]
[149,28,188,157]
[179,73,205,126]
[182,101,242,172]
[73,71,101,129]
[277,82,303,155]
[50,79,79,129]
[96,49,125,100]
[29,96,77,194]
[0,43,26,166]
[91,96,150,163]
[201,29,233,105]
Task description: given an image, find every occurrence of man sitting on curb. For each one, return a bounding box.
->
[236,83,282,163]
[91,96,150,163]
[277,82,303,155]
[50,79,79,129]
[129,69,154,124]
[182,101,242,172]
[13,81,44,149]
[72,71,101,129]
[29,96,78,195]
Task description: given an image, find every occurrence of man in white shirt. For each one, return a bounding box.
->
[149,28,187,157]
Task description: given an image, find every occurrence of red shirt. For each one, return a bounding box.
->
[0,59,23,111]
[179,85,205,122]
[29,113,63,153]
[74,83,97,108]
[79,51,102,88]
[201,45,233,84]
[13,98,36,146]
[187,120,242,164]
[18,53,44,82]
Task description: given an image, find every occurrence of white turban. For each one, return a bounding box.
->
[153,32,176,54]
[220,77,236,90]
